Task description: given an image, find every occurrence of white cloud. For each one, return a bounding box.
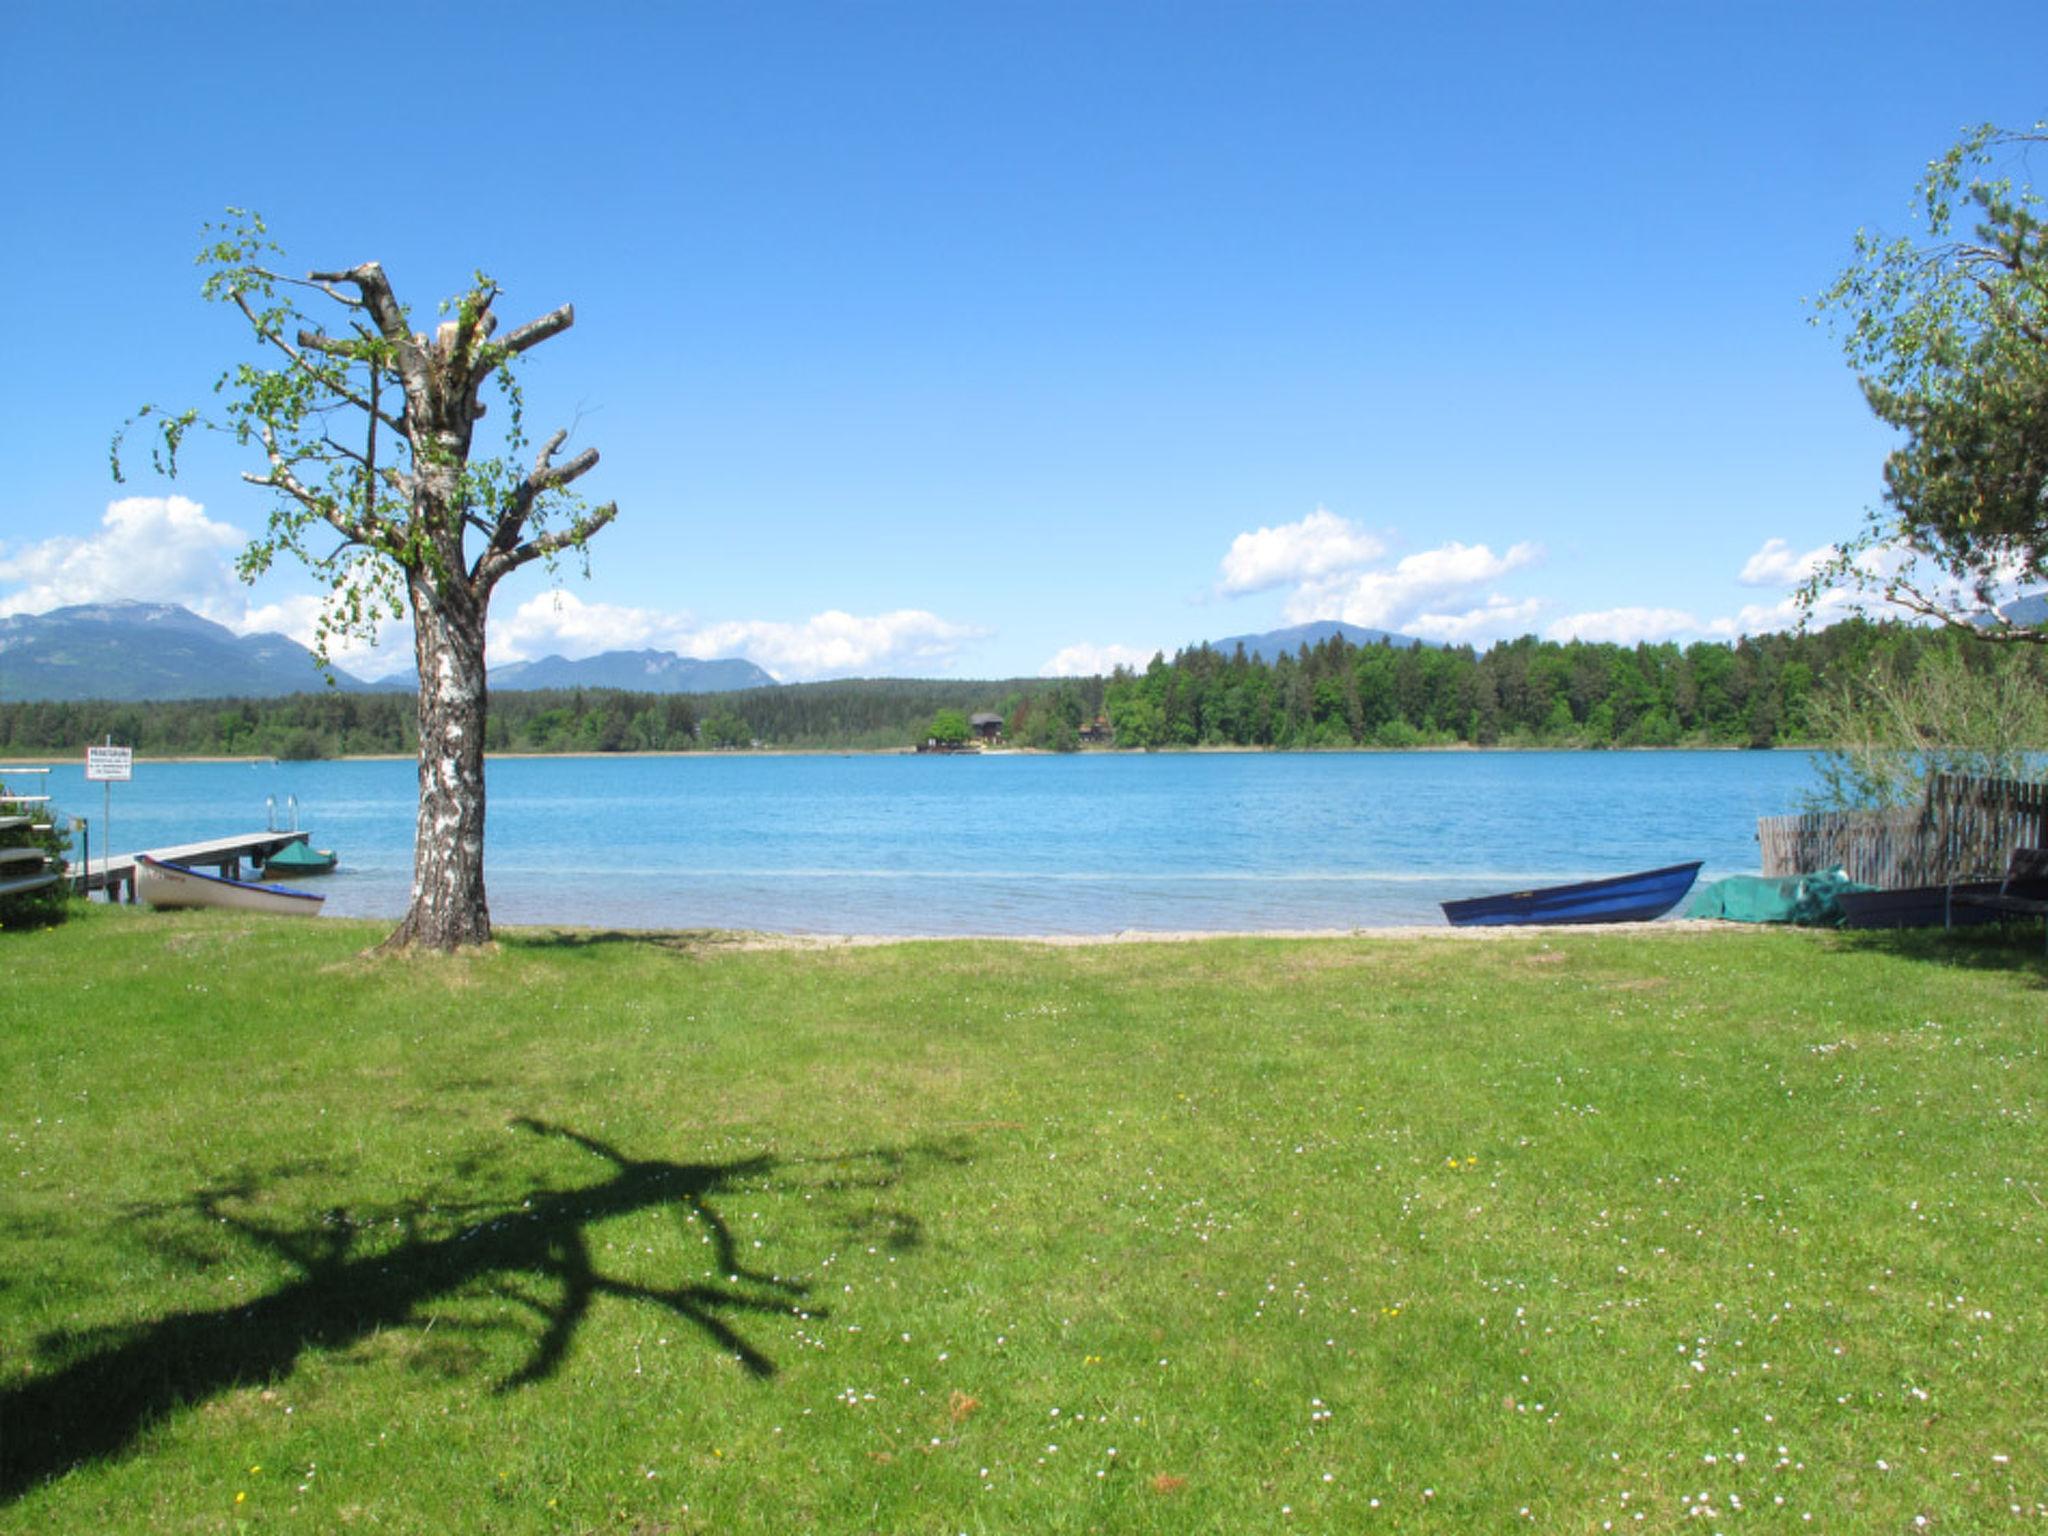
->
[494,589,987,681]
[1218,508,1385,596]
[1546,606,1701,645]
[1738,538,1832,588]
[0,496,424,678]
[1703,602,1794,638]
[0,496,245,617]
[683,610,987,679]
[1707,538,1937,638]
[1407,596,1548,643]
[239,594,415,678]
[238,594,331,640]
[1283,540,1544,631]
[493,590,682,661]
[1703,586,1880,639]
[0,505,988,682]
[1040,641,1159,677]
[1554,539,1930,644]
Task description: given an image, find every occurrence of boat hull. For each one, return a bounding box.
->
[1836,882,2002,930]
[1441,861,1704,927]
[136,856,326,917]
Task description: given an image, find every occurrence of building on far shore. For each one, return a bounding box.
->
[969,712,1004,744]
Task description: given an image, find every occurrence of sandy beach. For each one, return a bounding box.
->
[668,919,1731,951]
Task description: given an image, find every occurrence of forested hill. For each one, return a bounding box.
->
[0,620,2033,758]
[1104,626,1853,749]
[0,676,1108,758]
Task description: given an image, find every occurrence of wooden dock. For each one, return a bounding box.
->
[70,831,311,903]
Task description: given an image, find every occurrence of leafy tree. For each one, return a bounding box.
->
[660,695,699,743]
[117,213,616,948]
[1809,123,2048,639]
[700,710,752,750]
[926,709,970,746]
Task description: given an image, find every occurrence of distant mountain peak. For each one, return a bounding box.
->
[1197,619,1436,661]
[43,599,235,636]
[1996,591,2048,628]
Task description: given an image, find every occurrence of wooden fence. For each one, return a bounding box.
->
[1757,773,2048,887]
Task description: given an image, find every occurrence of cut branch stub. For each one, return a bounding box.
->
[502,304,575,355]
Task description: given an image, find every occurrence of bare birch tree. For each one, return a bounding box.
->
[117,213,616,949]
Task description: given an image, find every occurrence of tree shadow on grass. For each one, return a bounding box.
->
[0,1120,963,1501]
[503,928,764,957]
[1825,923,2048,988]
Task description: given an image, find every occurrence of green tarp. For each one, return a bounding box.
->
[1685,868,1873,926]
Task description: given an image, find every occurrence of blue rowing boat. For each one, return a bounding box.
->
[1441,861,1704,927]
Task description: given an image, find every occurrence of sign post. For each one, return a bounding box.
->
[85,740,132,895]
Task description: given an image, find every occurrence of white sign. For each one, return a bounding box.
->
[86,746,133,782]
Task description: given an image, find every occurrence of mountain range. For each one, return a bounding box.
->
[0,602,358,702]
[19,595,2035,706]
[372,650,777,694]
[0,603,776,702]
[479,649,776,692]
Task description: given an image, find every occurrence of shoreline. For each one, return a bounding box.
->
[512,918,1732,949]
[66,743,1809,766]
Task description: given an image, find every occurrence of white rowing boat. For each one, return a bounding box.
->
[135,855,326,917]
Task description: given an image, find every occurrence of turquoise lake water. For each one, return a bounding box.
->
[28,750,1821,934]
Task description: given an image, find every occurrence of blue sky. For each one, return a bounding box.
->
[3,2,2043,681]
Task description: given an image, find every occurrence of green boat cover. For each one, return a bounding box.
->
[1684,868,1873,926]
[263,842,335,872]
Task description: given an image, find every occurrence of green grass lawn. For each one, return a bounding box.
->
[2,908,2044,1533]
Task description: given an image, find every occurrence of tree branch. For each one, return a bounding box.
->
[309,263,408,344]
[514,501,619,567]
[243,420,404,555]
[319,433,373,470]
[295,329,366,359]
[224,300,409,440]
[479,501,619,589]
[242,464,369,551]
[251,265,367,309]
[1884,571,2045,644]
[501,304,574,355]
[307,263,435,412]
[472,432,601,583]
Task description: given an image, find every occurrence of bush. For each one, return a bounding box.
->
[275,728,333,761]
[1803,643,2048,811]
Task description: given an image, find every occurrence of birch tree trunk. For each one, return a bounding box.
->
[384,569,493,949]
